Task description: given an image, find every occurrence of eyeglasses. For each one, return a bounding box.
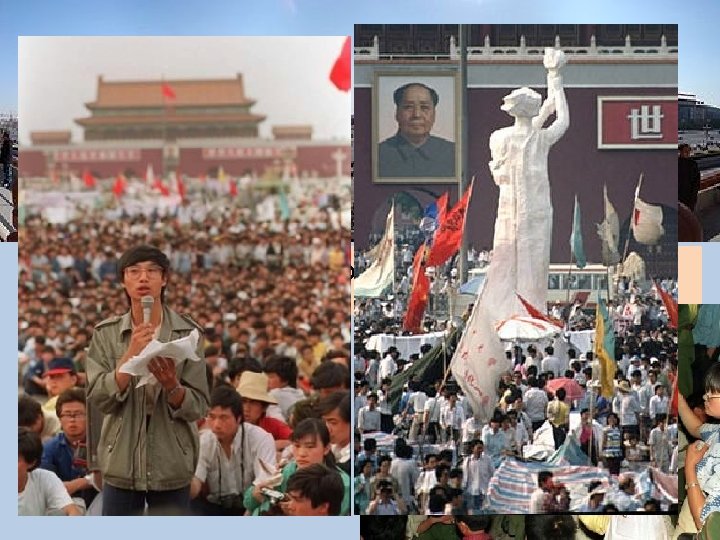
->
[704,393,720,402]
[125,265,163,279]
[59,412,85,420]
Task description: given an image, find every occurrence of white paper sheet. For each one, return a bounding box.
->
[119,329,201,387]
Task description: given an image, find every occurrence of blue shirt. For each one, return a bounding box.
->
[482,429,506,469]
[378,133,456,178]
[40,432,86,482]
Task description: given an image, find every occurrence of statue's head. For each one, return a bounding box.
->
[501,87,541,118]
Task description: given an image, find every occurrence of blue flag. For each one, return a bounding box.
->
[570,195,586,268]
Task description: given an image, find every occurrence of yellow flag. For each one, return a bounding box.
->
[594,300,615,398]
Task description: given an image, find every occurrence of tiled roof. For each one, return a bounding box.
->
[76,113,266,126]
[86,75,256,108]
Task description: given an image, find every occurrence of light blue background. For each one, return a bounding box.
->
[8,0,701,535]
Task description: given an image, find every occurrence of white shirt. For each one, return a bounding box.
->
[390,458,419,507]
[462,417,483,443]
[648,395,669,418]
[18,469,73,516]
[529,487,547,513]
[540,356,561,378]
[424,397,441,423]
[440,403,465,430]
[524,388,549,422]
[195,424,276,503]
[462,454,494,495]
[358,406,382,432]
[267,386,306,422]
[379,356,397,380]
[410,391,427,415]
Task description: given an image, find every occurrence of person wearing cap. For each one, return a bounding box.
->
[236,371,292,452]
[616,379,641,444]
[86,244,210,515]
[41,357,79,418]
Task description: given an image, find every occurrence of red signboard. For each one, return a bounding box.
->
[597,96,677,149]
[202,147,286,160]
[54,149,141,162]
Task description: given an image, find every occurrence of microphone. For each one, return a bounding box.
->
[141,296,154,324]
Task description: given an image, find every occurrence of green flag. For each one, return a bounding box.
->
[570,194,587,268]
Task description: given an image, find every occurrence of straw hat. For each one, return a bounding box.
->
[236,371,277,404]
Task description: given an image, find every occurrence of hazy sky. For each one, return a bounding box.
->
[19,36,350,145]
[5,0,720,133]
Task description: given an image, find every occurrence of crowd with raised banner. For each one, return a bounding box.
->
[18,173,353,516]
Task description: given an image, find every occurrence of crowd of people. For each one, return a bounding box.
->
[354,264,679,515]
[359,514,675,540]
[18,173,352,516]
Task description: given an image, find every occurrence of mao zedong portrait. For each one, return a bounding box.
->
[378,83,456,178]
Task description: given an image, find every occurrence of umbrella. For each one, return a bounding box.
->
[546,377,585,402]
[459,276,485,296]
[495,316,560,343]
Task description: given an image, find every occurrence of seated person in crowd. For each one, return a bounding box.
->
[18,427,81,516]
[282,463,345,516]
[244,417,350,515]
[317,390,352,474]
[263,355,305,422]
[310,360,350,397]
[191,385,276,515]
[41,357,79,418]
[236,371,292,452]
[40,388,97,509]
[19,394,60,443]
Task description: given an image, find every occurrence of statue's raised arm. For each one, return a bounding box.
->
[540,47,569,143]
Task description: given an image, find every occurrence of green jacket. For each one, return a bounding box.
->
[86,306,210,491]
[243,460,351,516]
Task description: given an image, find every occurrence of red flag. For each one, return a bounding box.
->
[229,179,238,198]
[329,36,351,92]
[112,173,126,197]
[403,244,430,333]
[161,82,176,100]
[426,181,474,267]
[153,178,170,197]
[83,170,96,188]
[516,293,564,328]
[435,192,449,230]
[654,280,678,329]
[175,171,186,201]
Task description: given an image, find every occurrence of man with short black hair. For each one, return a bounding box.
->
[190,385,275,515]
[283,463,344,516]
[86,244,210,515]
[310,361,349,397]
[263,355,304,422]
[18,427,81,516]
[317,391,351,474]
[40,388,97,509]
[19,394,60,442]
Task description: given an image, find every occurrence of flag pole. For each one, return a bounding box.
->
[566,200,576,307]
[622,173,643,264]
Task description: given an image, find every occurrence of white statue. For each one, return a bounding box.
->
[488,47,570,311]
[452,48,570,421]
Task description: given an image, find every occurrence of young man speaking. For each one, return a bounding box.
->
[86,245,210,515]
